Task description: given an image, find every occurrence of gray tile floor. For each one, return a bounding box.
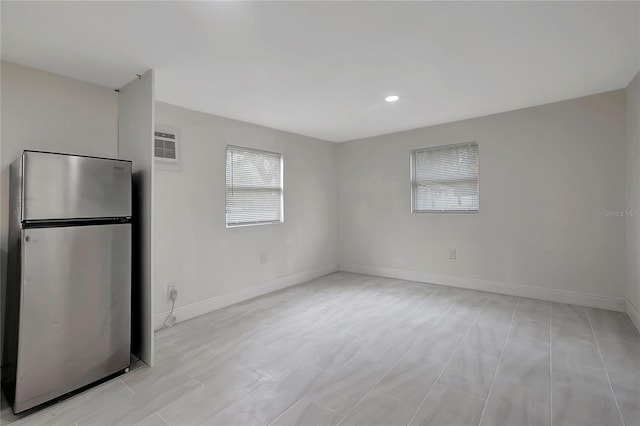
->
[2,272,639,426]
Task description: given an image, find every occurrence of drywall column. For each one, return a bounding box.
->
[118,70,155,366]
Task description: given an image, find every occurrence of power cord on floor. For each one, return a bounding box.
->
[161,288,178,329]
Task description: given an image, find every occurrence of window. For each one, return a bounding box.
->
[411,142,479,212]
[226,145,283,227]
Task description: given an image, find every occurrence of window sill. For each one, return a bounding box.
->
[411,210,479,214]
[226,220,284,228]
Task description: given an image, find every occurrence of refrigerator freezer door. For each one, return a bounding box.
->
[22,151,132,221]
[13,224,131,413]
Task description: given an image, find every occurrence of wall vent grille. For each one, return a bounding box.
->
[154,127,180,170]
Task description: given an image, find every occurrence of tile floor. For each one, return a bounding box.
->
[2,272,639,426]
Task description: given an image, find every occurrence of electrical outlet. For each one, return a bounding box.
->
[448,248,457,260]
[260,252,268,264]
[167,284,177,300]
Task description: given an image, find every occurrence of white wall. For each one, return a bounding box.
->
[339,90,627,309]
[153,102,338,326]
[0,61,118,363]
[0,62,118,162]
[626,71,640,328]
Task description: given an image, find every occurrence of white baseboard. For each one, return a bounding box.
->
[339,263,626,312]
[153,265,338,330]
[626,299,640,334]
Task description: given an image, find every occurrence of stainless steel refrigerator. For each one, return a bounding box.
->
[2,150,132,414]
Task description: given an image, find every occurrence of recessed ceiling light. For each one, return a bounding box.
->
[385,95,400,103]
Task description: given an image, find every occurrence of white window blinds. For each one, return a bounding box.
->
[226,145,283,226]
[411,142,479,212]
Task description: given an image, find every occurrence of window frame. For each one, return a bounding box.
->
[225,145,284,228]
[410,141,479,214]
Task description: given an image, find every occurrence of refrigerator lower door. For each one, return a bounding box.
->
[14,224,131,413]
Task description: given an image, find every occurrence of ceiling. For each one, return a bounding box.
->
[2,1,639,142]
